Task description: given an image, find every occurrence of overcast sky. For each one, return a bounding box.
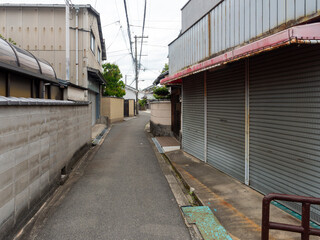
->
[3,0,187,89]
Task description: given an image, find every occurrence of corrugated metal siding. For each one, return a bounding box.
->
[170,15,209,75]
[249,45,320,223]
[207,61,245,182]
[169,0,320,75]
[182,74,205,161]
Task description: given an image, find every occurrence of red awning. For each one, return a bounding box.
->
[161,23,320,85]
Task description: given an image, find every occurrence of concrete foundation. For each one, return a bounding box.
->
[150,121,172,137]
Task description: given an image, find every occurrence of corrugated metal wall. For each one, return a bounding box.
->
[182,74,205,161]
[207,61,245,182]
[169,0,320,75]
[250,45,320,223]
[169,15,209,76]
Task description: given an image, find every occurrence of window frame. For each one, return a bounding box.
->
[90,31,95,54]
[97,47,101,64]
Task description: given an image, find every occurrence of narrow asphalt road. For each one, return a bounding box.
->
[29,112,191,240]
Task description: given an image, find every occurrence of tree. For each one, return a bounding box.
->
[161,63,169,73]
[0,34,16,45]
[153,86,170,99]
[102,63,125,98]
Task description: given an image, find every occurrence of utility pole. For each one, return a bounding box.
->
[65,1,70,81]
[134,35,148,115]
[135,36,138,115]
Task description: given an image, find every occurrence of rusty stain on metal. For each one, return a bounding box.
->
[262,193,320,240]
[182,206,232,240]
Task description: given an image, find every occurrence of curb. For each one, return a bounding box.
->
[161,153,204,207]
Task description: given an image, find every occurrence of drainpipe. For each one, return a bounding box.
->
[75,7,79,85]
[65,3,70,81]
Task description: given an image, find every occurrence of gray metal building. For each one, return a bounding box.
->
[163,0,320,223]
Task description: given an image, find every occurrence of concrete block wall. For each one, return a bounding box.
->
[101,97,124,123]
[150,101,171,125]
[150,101,172,136]
[0,104,91,238]
[129,99,134,117]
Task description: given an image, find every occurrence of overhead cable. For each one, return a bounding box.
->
[123,0,135,64]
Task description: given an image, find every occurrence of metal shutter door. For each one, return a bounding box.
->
[250,45,320,223]
[182,74,205,161]
[89,92,96,126]
[207,61,245,182]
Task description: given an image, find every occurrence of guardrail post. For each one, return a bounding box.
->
[301,203,311,240]
[262,196,271,240]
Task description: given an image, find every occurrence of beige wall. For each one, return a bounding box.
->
[10,75,31,98]
[67,86,86,101]
[101,97,124,123]
[129,99,134,117]
[150,101,171,125]
[0,73,5,96]
[0,103,91,238]
[0,6,103,89]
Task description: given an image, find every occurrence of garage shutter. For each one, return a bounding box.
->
[89,92,97,126]
[249,45,320,223]
[207,61,245,182]
[182,74,205,161]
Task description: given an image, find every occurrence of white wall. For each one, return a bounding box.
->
[123,88,137,100]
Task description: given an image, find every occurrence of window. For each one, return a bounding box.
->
[97,47,101,63]
[90,32,95,54]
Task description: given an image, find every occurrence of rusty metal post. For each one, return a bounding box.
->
[301,203,311,240]
[261,197,271,240]
[261,193,320,239]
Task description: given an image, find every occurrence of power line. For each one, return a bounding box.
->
[107,49,129,54]
[106,26,122,50]
[138,0,147,78]
[102,20,120,28]
[123,0,135,64]
[130,24,179,30]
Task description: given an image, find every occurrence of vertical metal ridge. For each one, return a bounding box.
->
[204,71,208,163]
[245,58,250,185]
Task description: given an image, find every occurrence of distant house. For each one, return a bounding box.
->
[0,3,107,125]
[140,85,155,101]
[123,84,138,100]
[162,0,320,223]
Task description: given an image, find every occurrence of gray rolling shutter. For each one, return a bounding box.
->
[182,74,205,161]
[89,92,97,126]
[249,45,320,223]
[207,61,245,182]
